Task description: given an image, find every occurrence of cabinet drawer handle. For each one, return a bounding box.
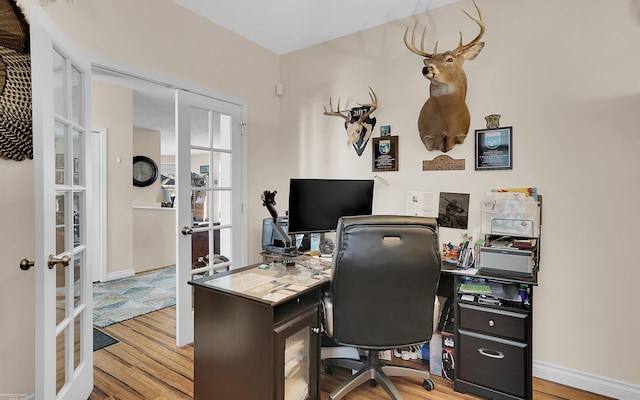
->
[488,319,495,327]
[478,348,505,359]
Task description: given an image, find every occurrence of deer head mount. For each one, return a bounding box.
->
[323,87,378,156]
[404,0,485,153]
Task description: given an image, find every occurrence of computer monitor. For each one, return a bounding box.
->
[287,178,374,234]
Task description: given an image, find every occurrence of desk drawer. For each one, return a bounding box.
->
[457,329,528,398]
[458,302,529,342]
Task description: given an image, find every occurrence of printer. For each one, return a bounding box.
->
[478,191,542,278]
[479,236,539,277]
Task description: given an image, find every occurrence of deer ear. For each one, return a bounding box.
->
[423,58,431,66]
[461,42,484,61]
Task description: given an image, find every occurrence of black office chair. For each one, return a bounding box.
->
[321,215,441,400]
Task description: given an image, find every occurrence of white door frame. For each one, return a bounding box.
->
[90,127,107,283]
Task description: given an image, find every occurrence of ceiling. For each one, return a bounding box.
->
[95,0,459,155]
[174,0,459,55]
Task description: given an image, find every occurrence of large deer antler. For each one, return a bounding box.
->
[404,23,435,58]
[403,0,484,57]
[356,87,377,124]
[323,87,378,122]
[453,0,485,55]
[323,97,349,122]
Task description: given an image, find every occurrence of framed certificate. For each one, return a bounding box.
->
[475,127,513,170]
[372,135,398,172]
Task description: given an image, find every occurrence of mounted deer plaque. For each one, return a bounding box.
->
[323,87,378,156]
[404,0,485,153]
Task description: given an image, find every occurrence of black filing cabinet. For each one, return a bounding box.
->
[452,275,535,400]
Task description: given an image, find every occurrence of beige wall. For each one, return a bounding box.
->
[280,0,640,390]
[92,80,134,276]
[0,160,35,393]
[132,127,174,274]
[2,0,638,396]
[132,208,176,273]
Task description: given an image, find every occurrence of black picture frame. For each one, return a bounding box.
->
[475,127,513,170]
[372,135,398,172]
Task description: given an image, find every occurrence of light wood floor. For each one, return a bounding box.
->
[90,306,612,400]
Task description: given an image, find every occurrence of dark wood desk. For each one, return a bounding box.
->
[189,257,332,400]
[190,255,538,399]
[441,263,538,400]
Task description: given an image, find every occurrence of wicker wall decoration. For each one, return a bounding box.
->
[0,0,32,161]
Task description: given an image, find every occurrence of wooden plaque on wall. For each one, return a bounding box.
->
[422,155,465,171]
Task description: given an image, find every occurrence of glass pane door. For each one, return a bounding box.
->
[189,111,233,273]
[175,90,244,346]
[53,69,90,391]
[31,7,94,399]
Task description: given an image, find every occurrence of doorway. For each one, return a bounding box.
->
[91,66,177,280]
[90,63,247,346]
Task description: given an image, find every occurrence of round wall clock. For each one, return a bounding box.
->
[132,155,158,187]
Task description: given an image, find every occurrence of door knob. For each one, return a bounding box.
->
[47,255,70,269]
[181,226,193,235]
[19,259,34,271]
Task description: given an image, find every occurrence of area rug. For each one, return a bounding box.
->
[93,328,118,351]
[93,266,176,328]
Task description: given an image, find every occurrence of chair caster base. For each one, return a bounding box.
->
[423,378,435,391]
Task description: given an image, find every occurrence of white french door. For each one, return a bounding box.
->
[30,6,95,399]
[175,89,245,346]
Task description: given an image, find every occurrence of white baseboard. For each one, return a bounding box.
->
[534,360,640,400]
[103,268,135,282]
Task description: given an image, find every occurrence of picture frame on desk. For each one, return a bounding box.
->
[475,127,513,170]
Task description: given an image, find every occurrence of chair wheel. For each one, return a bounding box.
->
[324,365,334,375]
[423,379,435,391]
[369,379,377,387]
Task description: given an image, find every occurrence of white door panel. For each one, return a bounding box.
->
[175,90,244,346]
[30,6,94,399]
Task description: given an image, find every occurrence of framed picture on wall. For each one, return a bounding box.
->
[475,127,513,170]
[372,136,398,172]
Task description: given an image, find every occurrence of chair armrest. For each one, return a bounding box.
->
[321,294,334,338]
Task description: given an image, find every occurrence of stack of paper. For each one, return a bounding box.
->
[481,191,540,237]
[459,283,492,294]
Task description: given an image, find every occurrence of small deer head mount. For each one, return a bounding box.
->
[323,87,378,156]
[404,0,485,153]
